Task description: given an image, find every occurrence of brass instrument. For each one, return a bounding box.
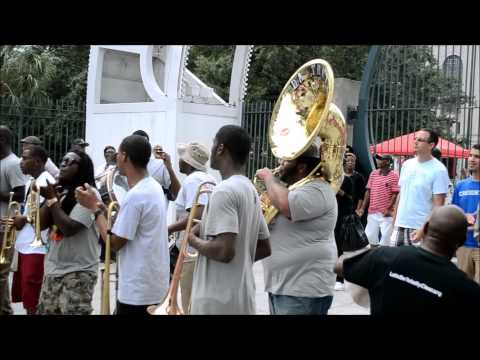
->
[28,180,44,248]
[101,201,120,315]
[257,59,347,224]
[96,165,119,205]
[148,181,216,315]
[253,166,281,219]
[0,192,21,264]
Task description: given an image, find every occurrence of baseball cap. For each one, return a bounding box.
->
[375,154,393,162]
[177,142,209,172]
[20,136,42,145]
[72,138,89,147]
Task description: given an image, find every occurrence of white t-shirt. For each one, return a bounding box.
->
[174,171,217,251]
[15,171,56,255]
[147,157,171,190]
[395,157,449,229]
[45,158,59,179]
[94,162,115,179]
[190,175,270,315]
[112,176,170,305]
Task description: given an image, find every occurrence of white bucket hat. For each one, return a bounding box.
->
[177,142,209,172]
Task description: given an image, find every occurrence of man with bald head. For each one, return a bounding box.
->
[335,205,480,315]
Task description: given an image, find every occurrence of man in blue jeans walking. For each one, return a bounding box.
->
[256,143,338,315]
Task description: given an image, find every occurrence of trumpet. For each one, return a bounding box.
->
[148,181,216,315]
[101,201,120,315]
[0,192,21,264]
[27,180,44,248]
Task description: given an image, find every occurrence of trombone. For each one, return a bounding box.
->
[27,180,44,248]
[0,192,21,265]
[148,181,215,315]
[101,201,120,315]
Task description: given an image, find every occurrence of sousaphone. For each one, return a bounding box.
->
[258,59,347,223]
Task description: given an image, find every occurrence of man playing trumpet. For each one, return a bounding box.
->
[10,145,55,314]
[0,126,26,315]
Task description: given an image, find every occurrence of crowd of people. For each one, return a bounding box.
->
[0,124,479,316]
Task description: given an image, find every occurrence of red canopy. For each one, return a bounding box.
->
[370,132,470,159]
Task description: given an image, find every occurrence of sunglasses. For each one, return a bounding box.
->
[60,158,80,167]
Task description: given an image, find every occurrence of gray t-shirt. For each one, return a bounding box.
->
[190,175,270,315]
[262,179,338,298]
[0,153,26,223]
[44,197,100,277]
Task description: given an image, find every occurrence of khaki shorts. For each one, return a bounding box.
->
[456,246,480,284]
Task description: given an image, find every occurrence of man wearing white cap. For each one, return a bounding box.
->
[168,142,216,314]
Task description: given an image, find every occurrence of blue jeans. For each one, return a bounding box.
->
[268,293,333,315]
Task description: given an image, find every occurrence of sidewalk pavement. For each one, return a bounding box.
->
[10,261,369,315]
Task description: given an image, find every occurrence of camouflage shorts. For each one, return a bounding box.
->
[37,272,97,315]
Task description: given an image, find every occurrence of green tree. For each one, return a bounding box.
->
[368,46,472,145]
[187,45,235,101]
[0,45,59,104]
[44,45,90,102]
[246,45,370,101]
[186,45,370,103]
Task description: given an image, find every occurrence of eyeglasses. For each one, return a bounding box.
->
[414,137,431,143]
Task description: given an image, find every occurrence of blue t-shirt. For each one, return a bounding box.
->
[395,158,449,229]
[452,177,480,248]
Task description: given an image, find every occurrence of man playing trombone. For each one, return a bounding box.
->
[10,145,55,314]
[76,135,170,315]
[168,142,216,314]
[187,125,271,315]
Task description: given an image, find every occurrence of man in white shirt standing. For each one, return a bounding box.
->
[391,128,449,246]
[20,136,59,179]
[11,145,55,314]
[76,135,170,315]
[94,145,116,185]
[188,125,271,314]
[168,142,216,314]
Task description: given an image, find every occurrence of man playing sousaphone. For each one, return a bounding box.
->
[255,59,346,315]
[257,141,339,315]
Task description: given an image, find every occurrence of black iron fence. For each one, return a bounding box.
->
[361,45,480,180]
[0,98,86,165]
[242,101,277,179]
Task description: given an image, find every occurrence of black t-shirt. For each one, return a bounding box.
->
[345,171,366,211]
[336,176,354,221]
[343,246,480,316]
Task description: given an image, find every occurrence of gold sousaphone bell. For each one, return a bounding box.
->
[259,59,347,223]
